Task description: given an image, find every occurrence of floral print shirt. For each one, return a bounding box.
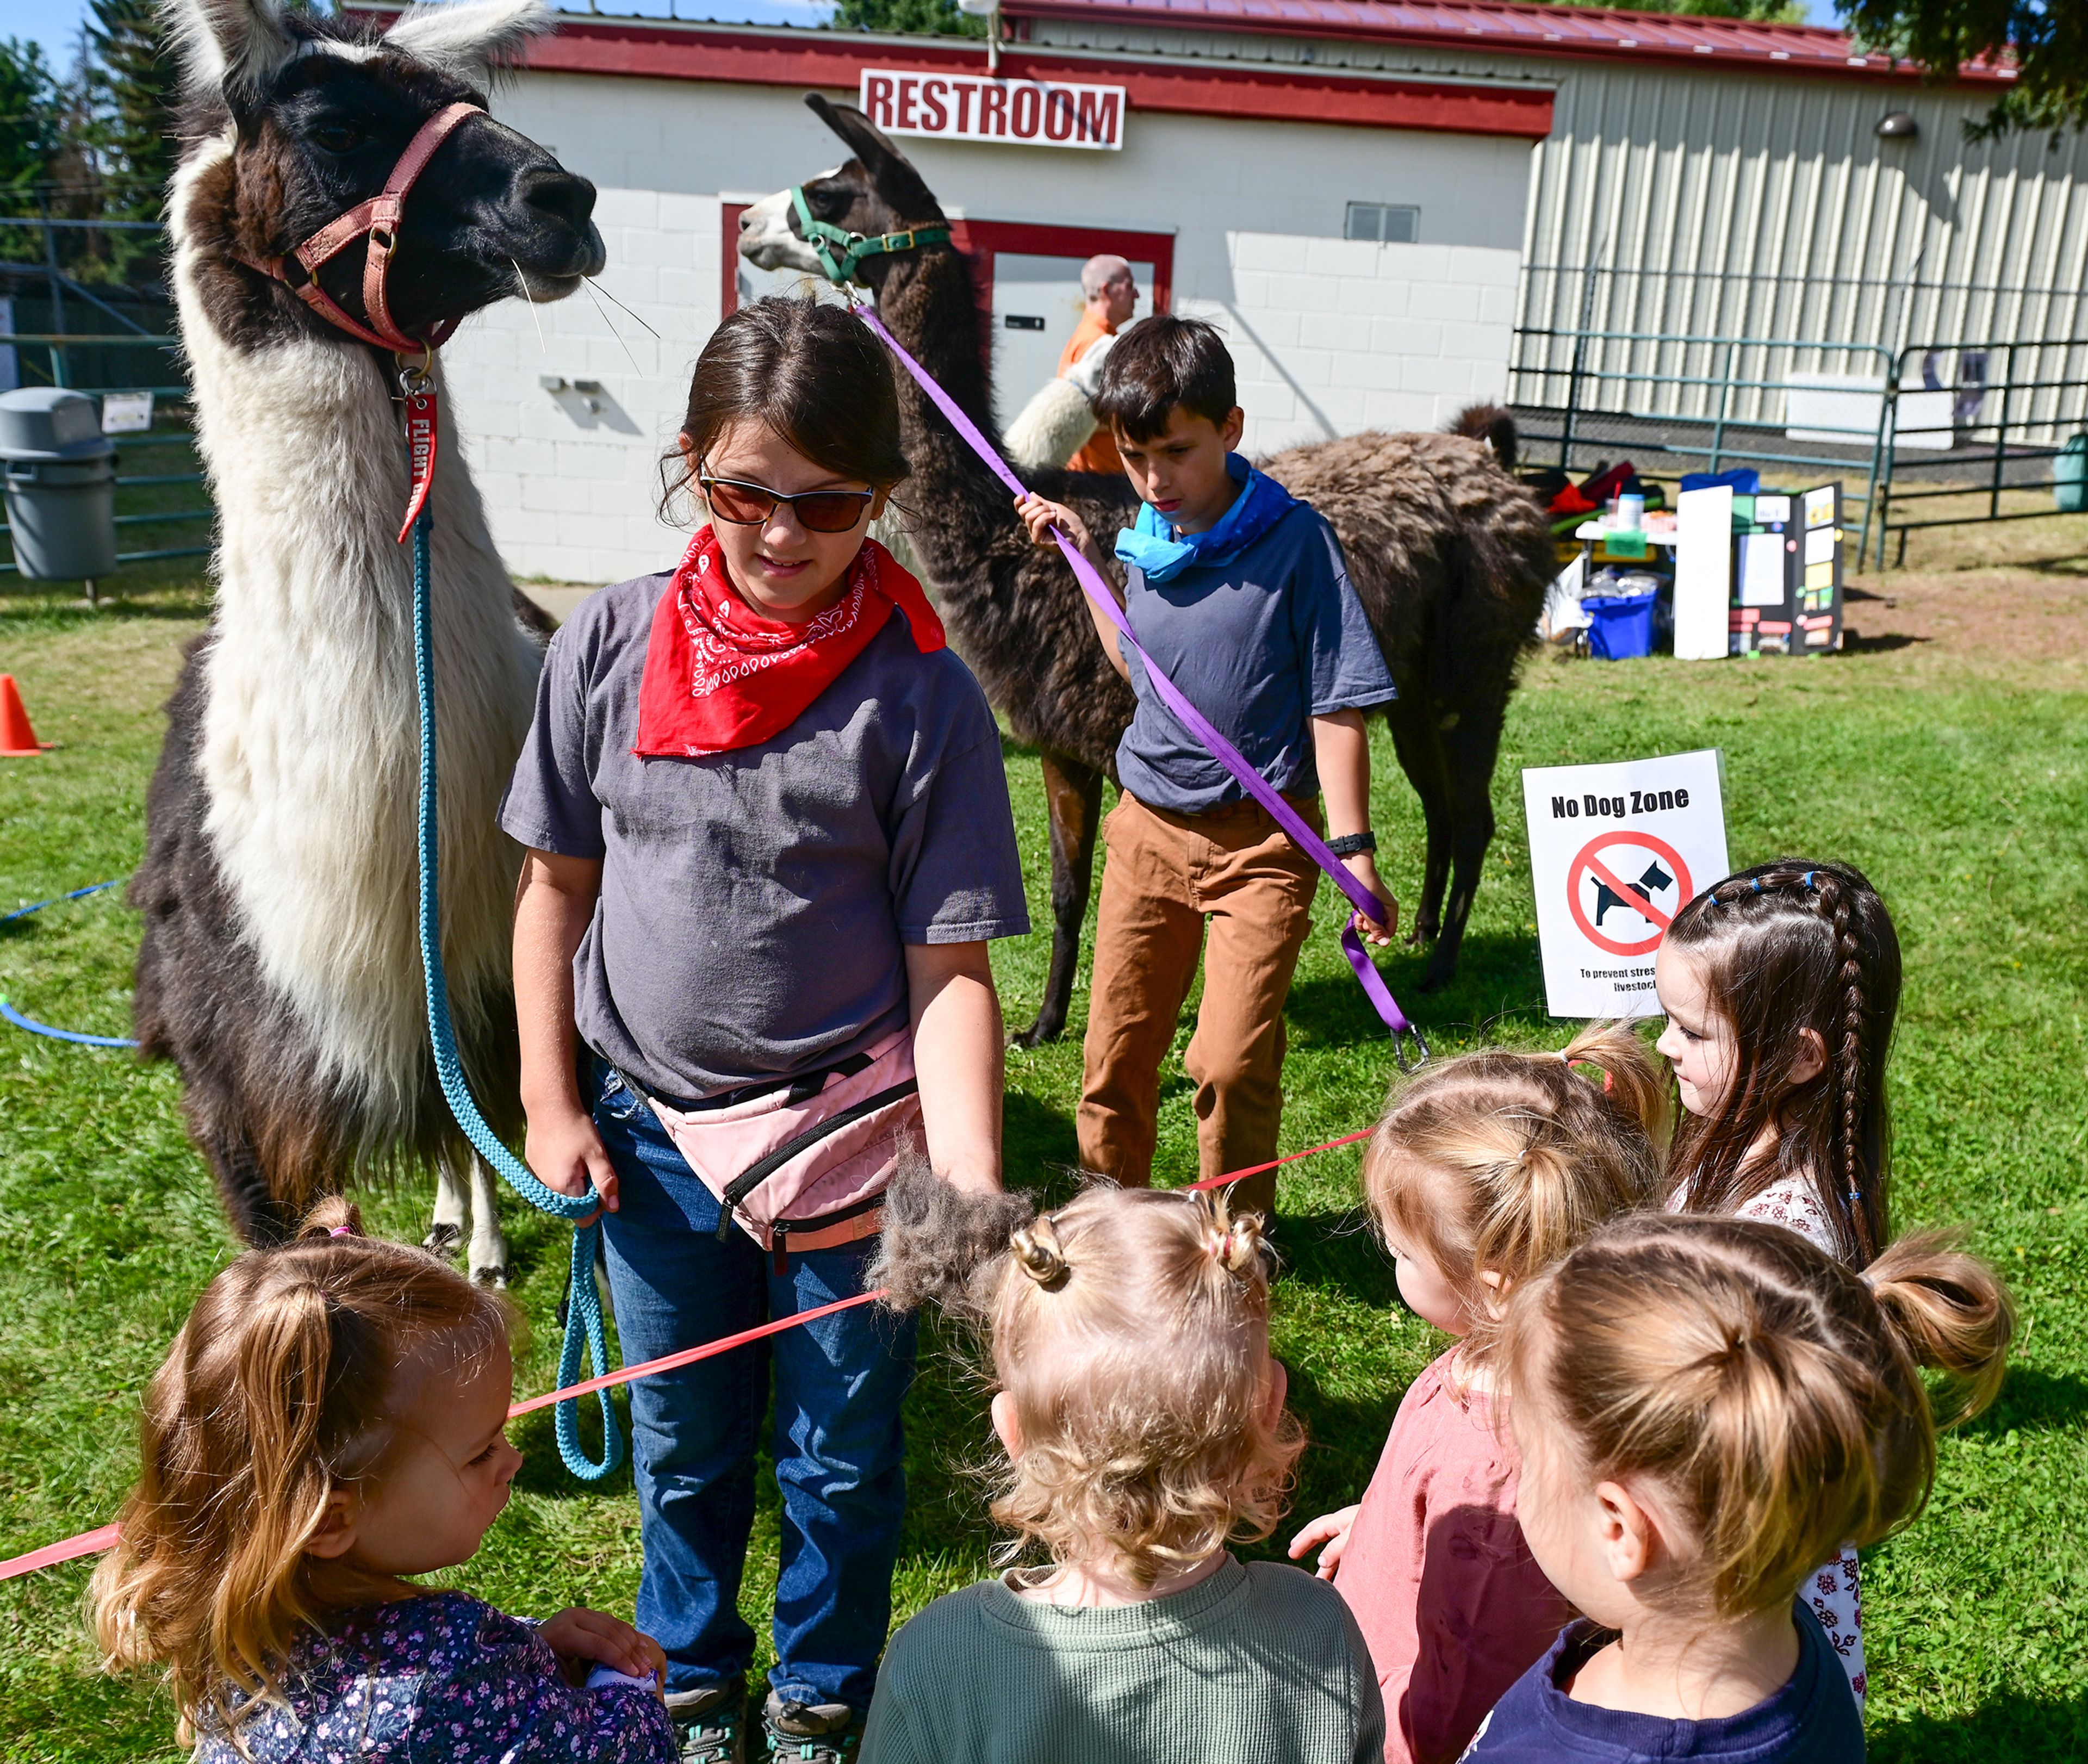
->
[1668,1172,1867,1710]
[192,1593,675,1763]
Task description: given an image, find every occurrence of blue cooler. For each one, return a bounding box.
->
[1583,591,1658,660]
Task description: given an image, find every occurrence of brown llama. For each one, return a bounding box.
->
[130,0,604,1276]
[741,99,1555,1045]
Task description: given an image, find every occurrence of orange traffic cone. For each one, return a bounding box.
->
[1,675,53,756]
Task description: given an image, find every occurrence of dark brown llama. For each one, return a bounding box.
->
[131,0,602,1273]
[742,98,1555,1044]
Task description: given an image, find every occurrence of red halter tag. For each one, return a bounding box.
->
[397,381,438,544]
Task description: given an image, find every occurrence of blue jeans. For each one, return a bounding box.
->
[592,1061,917,1712]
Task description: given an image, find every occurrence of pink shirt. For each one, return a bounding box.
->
[1333,1347,1570,1764]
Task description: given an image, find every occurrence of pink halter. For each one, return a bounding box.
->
[236,101,483,354]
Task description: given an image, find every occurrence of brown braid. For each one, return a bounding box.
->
[1810,872,1876,1262]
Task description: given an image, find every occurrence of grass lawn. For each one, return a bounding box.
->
[2,520,2085,1759]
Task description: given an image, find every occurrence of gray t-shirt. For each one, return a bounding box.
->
[499,573,1029,1101]
[863,1557,1387,1764]
[1118,501,1398,816]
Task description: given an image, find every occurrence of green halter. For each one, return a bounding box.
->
[790,185,950,287]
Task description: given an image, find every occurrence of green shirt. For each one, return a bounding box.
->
[862,1557,1387,1764]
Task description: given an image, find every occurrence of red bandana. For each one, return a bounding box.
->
[633,525,946,758]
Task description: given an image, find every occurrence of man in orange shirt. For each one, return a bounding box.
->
[1058,254,1138,475]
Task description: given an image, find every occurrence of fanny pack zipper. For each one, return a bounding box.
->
[714,1077,922,1246]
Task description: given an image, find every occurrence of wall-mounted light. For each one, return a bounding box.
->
[1876,111,1919,140]
[956,0,1000,74]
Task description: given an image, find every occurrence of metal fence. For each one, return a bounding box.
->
[0,216,213,587]
[1512,322,2088,569]
[1872,340,2088,567]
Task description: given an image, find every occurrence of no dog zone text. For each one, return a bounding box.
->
[1521,750,1730,1020]
[859,70,1126,151]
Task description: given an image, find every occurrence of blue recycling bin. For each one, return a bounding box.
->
[1583,591,1658,660]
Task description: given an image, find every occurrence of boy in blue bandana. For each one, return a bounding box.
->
[1017,315,1397,1216]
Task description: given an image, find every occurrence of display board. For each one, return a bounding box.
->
[1729,482,1844,656]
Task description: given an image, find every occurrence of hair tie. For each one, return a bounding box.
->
[1752,877,1765,893]
[329,1225,355,1239]
[1803,871,1817,890]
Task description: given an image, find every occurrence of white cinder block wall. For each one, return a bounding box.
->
[443,67,1534,583]
[1195,235,1521,448]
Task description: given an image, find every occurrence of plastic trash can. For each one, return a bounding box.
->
[2057,435,2086,514]
[0,388,118,581]
[1583,591,1658,660]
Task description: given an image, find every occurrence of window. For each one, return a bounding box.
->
[1345,202,1419,244]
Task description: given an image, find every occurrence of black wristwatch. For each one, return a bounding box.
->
[1327,831,1377,858]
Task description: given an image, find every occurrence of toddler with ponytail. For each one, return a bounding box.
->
[1289,1025,1669,1764]
[1465,1214,2011,1761]
[861,1185,1386,1764]
[90,1201,674,1763]
[1655,856,1903,1700]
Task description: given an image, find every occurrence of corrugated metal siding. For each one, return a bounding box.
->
[1029,16,2088,436]
[1520,63,2088,434]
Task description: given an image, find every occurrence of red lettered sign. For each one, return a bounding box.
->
[859,69,1124,151]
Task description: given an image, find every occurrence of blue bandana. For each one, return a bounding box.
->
[1113,454,1298,584]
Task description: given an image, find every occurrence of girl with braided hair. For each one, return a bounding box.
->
[1288,1023,1669,1764]
[860,1185,1385,1764]
[1653,856,1905,1705]
[1463,1214,2009,1761]
[1655,859,1901,1266]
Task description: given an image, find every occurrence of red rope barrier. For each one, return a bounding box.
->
[1186,1127,1375,1191]
[1,1126,1378,1583]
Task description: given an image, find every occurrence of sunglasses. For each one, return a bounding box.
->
[698,471,877,534]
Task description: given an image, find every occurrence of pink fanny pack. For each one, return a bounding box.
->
[643,1030,921,1269]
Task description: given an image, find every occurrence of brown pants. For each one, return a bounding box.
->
[1078,790,1322,1218]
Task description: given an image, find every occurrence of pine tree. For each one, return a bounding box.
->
[87,0,179,233]
[0,38,61,209]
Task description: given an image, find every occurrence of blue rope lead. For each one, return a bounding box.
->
[3,879,125,924]
[411,507,623,1480]
[2,881,141,1046]
[0,995,138,1047]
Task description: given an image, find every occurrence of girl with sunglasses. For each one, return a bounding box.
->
[500,296,1030,1763]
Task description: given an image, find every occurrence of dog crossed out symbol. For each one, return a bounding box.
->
[1592,859,1675,926]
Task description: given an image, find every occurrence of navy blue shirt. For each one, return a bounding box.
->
[1116,502,1397,816]
[1461,1601,1863,1762]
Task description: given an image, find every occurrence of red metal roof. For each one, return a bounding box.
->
[1004,0,2016,85]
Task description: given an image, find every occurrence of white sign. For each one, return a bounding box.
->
[860,70,1126,151]
[1522,750,1731,1019]
[100,389,153,433]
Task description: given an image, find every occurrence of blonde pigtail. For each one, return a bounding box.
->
[1009,1214,1070,1290]
[1560,1020,1673,1152]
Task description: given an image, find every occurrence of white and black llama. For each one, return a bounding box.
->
[742,100,1556,1045]
[130,0,603,1279]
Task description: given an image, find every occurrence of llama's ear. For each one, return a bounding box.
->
[804,95,944,224]
[388,0,552,85]
[162,0,297,99]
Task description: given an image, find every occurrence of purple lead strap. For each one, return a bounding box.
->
[853,302,1426,1067]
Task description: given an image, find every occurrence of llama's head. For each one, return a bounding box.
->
[168,0,604,351]
[738,96,947,291]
